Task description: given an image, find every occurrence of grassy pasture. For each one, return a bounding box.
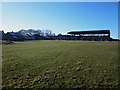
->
[2,40,119,88]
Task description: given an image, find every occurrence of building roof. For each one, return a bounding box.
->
[7,32,17,35]
[13,36,18,39]
[67,30,110,34]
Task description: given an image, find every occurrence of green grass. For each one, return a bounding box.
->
[2,40,119,88]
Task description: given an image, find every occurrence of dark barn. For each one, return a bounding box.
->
[4,32,27,41]
[5,32,20,41]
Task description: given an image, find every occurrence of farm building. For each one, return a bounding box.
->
[4,32,29,41]
[66,30,112,41]
[1,30,119,41]
[33,34,44,40]
[5,32,20,41]
[0,31,5,40]
[27,34,35,40]
[20,34,31,40]
[4,32,36,41]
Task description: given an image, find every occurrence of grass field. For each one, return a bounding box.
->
[2,40,119,88]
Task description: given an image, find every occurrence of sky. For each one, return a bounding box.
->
[1,0,120,2]
[1,2,118,39]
